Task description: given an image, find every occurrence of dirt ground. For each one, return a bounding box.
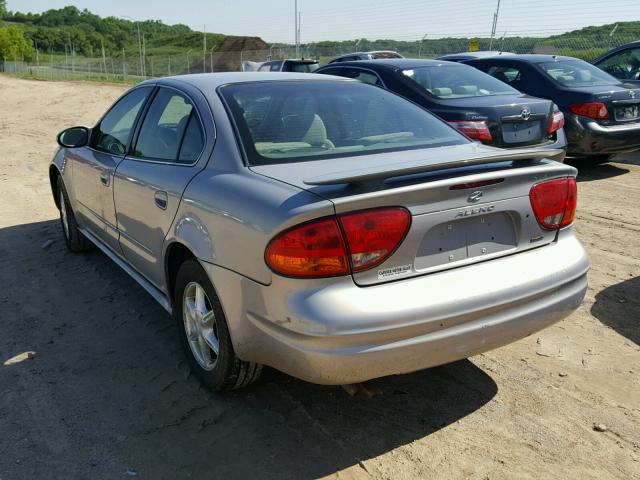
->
[0,75,638,480]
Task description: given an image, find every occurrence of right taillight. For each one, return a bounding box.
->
[448,120,493,142]
[548,110,565,134]
[265,207,411,278]
[529,177,577,230]
[569,102,609,120]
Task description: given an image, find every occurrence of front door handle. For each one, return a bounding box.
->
[100,170,110,186]
[154,190,168,210]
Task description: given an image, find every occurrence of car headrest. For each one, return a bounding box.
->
[432,87,453,97]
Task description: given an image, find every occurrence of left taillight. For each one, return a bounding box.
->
[265,207,411,278]
[548,110,565,134]
[448,120,493,142]
[529,177,577,230]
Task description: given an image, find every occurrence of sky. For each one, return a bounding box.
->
[7,0,640,43]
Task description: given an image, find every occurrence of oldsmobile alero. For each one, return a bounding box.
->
[50,73,589,390]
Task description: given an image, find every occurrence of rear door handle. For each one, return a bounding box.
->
[154,190,168,210]
[100,170,110,186]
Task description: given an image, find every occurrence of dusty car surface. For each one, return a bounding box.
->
[50,72,589,390]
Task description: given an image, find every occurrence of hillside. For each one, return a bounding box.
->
[1,6,227,58]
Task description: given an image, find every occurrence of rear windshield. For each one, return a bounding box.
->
[287,62,319,73]
[402,65,518,98]
[220,81,466,165]
[371,52,403,59]
[538,60,620,87]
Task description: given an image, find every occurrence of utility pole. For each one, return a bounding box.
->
[608,23,619,49]
[489,0,501,50]
[203,24,207,73]
[294,0,298,58]
[101,39,107,76]
[298,11,301,57]
[418,33,428,57]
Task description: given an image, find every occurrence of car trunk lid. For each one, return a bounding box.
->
[435,95,555,147]
[570,84,640,125]
[251,143,576,286]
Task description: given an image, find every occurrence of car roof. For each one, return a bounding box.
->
[593,40,640,63]
[438,51,514,59]
[142,72,347,90]
[320,58,462,70]
[466,54,578,64]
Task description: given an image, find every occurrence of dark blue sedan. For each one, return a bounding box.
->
[466,54,640,161]
[315,59,567,161]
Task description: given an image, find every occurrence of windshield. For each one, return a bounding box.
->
[220,81,467,165]
[538,60,621,87]
[402,65,518,98]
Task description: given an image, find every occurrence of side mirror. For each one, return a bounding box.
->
[57,126,89,148]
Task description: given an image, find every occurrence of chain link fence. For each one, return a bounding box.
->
[1,33,637,84]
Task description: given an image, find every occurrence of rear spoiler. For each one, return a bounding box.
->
[303,148,563,186]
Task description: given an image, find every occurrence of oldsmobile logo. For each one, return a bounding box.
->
[520,106,531,121]
[468,190,483,203]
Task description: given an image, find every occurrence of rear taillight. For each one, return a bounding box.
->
[548,110,565,134]
[448,120,493,142]
[265,207,411,278]
[569,102,609,120]
[339,208,411,272]
[265,218,349,277]
[529,177,577,230]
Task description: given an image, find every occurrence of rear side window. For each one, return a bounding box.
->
[485,65,523,88]
[178,114,205,163]
[320,67,383,86]
[220,81,466,165]
[538,60,620,87]
[134,88,204,164]
[93,87,151,155]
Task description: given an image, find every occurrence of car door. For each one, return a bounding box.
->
[72,86,153,253]
[113,85,207,289]
[595,47,640,85]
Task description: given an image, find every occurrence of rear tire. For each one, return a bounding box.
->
[57,176,90,252]
[174,259,262,391]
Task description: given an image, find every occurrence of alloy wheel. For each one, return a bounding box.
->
[182,281,220,371]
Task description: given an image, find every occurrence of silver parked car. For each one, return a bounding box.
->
[50,73,589,390]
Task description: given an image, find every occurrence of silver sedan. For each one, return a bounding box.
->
[50,73,589,390]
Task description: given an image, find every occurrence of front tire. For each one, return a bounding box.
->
[57,176,90,252]
[174,259,262,391]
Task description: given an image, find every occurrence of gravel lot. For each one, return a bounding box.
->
[0,75,638,480]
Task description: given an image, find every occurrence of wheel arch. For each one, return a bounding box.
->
[165,241,198,305]
[49,165,62,209]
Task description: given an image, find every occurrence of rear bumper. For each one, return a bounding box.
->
[204,229,589,385]
[565,114,640,156]
[493,129,567,163]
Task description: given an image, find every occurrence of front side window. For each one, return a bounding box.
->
[220,81,466,165]
[93,87,151,155]
[538,60,620,87]
[134,88,204,163]
[402,65,518,98]
[597,48,640,81]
